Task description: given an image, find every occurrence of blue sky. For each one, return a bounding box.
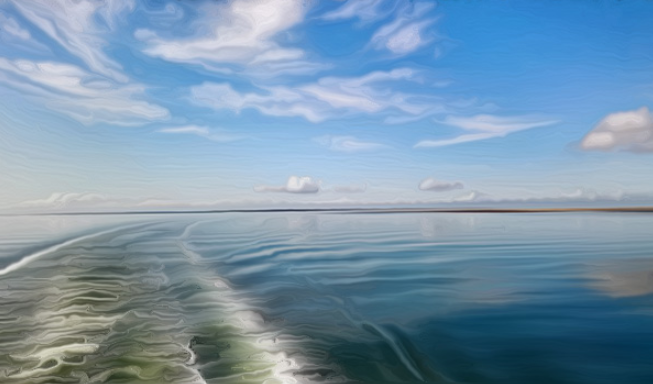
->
[1,0,653,211]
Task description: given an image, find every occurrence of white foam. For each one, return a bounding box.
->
[0,225,143,277]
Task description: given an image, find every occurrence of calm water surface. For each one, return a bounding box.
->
[0,212,652,383]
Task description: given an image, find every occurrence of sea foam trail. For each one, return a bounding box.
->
[181,216,451,383]
[0,224,149,276]
[0,220,319,384]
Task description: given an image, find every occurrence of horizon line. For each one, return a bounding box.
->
[2,206,653,217]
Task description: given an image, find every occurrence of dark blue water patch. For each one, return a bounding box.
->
[180,213,653,384]
[411,292,653,384]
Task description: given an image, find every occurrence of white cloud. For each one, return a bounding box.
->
[385,23,425,55]
[191,68,440,123]
[580,107,653,152]
[11,187,653,213]
[415,114,557,148]
[160,126,209,135]
[0,12,30,40]
[315,135,385,153]
[17,192,123,210]
[142,0,311,74]
[451,188,648,206]
[418,178,464,192]
[10,0,134,81]
[15,192,195,212]
[442,114,557,133]
[0,58,169,125]
[415,133,497,148]
[321,0,387,22]
[159,125,243,143]
[303,68,430,113]
[452,190,489,203]
[370,2,436,56]
[324,1,439,57]
[191,82,327,123]
[0,11,52,54]
[255,176,321,194]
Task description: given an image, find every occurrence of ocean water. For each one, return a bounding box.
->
[1,212,652,384]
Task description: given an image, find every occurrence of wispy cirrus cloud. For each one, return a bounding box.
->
[580,107,653,152]
[0,2,171,126]
[159,125,243,143]
[370,2,437,56]
[191,68,440,123]
[415,114,558,148]
[10,0,134,81]
[321,0,389,23]
[324,1,439,57]
[0,11,51,54]
[0,58,169,125]
[314,135,386,153]
[0,12,30,40]
[140,0,320,76]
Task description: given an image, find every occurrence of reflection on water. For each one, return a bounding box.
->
[590,259,653,298]
[0,212,652,383]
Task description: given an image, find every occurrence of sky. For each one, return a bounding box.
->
[1,0,653,212]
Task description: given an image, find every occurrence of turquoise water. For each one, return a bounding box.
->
[1,212,652,383]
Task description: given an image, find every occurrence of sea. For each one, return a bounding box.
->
[0,212,652,383]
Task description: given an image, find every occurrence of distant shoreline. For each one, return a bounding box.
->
[2,207,653,216]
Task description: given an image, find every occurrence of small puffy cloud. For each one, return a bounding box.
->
[315,135,385,153]
[283,176,321,194]
[580,107,653,152]
[159,125,243,143]
[415,114,557,148]
[255,176,321,194]
[418,178,464,192]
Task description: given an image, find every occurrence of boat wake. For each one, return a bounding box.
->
[0,221,324,384]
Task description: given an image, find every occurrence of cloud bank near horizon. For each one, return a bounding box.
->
[255,176,321,194]
[419,178,464,192]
